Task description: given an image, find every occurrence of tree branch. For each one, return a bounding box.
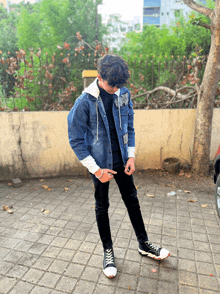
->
[131,86,197,101]
[182,0,213,19]
[192,21,211,30]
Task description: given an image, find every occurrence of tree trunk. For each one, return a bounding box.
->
[192,10,220,175]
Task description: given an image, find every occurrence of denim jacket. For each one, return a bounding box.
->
[67,78,135,174]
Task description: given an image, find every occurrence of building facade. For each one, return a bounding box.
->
[143,0,192,27]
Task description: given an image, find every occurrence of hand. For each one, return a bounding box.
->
[124,157,135,176]
[94,169,117,183]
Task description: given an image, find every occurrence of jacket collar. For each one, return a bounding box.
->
[82,78,120,99]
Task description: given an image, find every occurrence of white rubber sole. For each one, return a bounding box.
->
[138,248,170,260]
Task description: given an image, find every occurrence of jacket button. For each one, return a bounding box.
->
[109,151,112,154]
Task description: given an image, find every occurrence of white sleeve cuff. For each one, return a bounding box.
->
[80,155,100,174]
[128,147,135,158]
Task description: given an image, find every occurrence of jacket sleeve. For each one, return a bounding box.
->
[127,91,135,158]
[67,96,100,173]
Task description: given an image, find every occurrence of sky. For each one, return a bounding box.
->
[98,0,143,22]
[9,0,143,23]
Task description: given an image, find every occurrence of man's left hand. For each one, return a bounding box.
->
[124,157,135,176]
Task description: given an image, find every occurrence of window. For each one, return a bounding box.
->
[144,7,160,18]
[161,12,164,16]
[167,12,169,15]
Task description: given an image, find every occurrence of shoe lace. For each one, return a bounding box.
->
[105,249,114,266]
[147,241,160,252]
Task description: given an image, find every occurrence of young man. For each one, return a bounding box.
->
[67,54,170,279]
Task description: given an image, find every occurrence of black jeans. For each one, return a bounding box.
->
[91,164,148,249]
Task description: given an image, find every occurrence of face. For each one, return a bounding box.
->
[97,75,118,94]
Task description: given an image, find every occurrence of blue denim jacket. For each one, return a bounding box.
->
[67,79,135,173]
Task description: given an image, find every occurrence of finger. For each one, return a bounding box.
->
[108,170,117,174]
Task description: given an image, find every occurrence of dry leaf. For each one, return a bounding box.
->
[39,179,44,182]
[127,286,131,290]
[64,187,69,192]
[151,269,157,273]
[67,179,72,182]
[3,206,13,213]
[42,185,49,189]
[136,185,139,189]
[201,204,208,208]
[147,194,154,197]
[185,174,191,178]
[8,183,12,186]
[43,210,50,214]
[92,206,95,208]
[187,199,197,202]
[47,188,51,191]
[184,190,191,194]
[41,208,45,212]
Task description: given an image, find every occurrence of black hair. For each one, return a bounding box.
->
[97,54,130,88]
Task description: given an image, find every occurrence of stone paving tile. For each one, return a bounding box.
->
[1,176,220,293]
[8,280,34,294]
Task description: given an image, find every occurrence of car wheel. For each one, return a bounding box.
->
[215,174,220,219]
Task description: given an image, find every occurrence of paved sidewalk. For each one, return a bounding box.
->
[0,175,220,294]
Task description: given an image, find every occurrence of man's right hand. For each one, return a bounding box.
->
[94,169,117,183]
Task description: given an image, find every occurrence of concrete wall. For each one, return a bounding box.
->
[0,109,220,180]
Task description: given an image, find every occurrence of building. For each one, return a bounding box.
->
[143,0,194,27]
[105,14,141,50]
[0,0,7,8]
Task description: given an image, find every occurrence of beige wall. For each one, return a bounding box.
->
[0,109,220,180]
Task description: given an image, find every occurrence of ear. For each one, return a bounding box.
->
[97,74,102,81]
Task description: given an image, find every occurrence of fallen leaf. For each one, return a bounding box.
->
[146,194,154,197]
[187,199,197,202]
[47,188,51,191]
[43,210,50,214]
[184,190,191,193]
[41,208,45,212]
[3,206,13,214]
[127,287,131,290]
[92,206,95,208]
[136,185,139,189]
[185,174,191,178]
[8,183,12,186]
[39,179,44,182]
[42,185,49,189]
[64,187,69,192]
[67,179,73,182]
[201,204,208,208]
[35,188,38,190]
[151,269,157,273]
[210,274,213,276]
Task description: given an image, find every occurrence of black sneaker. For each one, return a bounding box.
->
[103,248,117,278]
[138,241,170,260]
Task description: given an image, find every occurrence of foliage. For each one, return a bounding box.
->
[16,0,106,56]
